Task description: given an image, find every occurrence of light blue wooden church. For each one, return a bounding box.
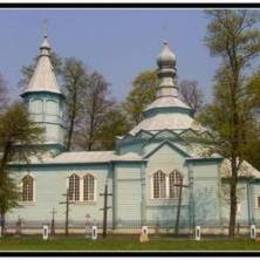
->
[7,34,260,233]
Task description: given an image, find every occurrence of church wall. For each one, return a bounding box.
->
[114,163,143,227]
[192,161,223,227]
[251,183,260,225]
[218,178,260,226]
[7,164,113,226]
[144,143,190,227]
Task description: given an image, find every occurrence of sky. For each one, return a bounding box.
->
[0,9,221,103]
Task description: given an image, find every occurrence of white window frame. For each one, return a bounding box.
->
[68,174,80,202]
[150,170,183,200]
[83,174,96,202]
[151,170,167,200]
[20,174,36,204]
[67,173,97,203]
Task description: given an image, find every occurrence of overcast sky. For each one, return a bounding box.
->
[0,9,221,102]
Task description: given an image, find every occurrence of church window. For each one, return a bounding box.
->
[83,174,95,201]
[30,99,43,114]
[22,175,34,201]
[153,170,166,199]
[169,170,182,198]
[46,100,58,115]
[68,174,80,201]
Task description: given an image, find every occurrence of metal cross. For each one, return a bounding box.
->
[43,18,48,37]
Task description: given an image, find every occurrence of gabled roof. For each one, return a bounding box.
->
[144,140,191,159]
[142,129,186,148]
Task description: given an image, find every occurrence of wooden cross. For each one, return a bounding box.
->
[173,176,189,235]
[59,188,74,236]
[50,207,57,236]
[100,184,112,239]
[43,18,48,37]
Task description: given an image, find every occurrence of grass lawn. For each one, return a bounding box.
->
[0,235,260,251]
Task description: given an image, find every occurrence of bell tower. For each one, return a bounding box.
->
[21,33,65,155]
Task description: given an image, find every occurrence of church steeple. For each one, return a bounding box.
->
[156,41,178,98]
[21,33,65,155]
[128,41,194,136]
[22,33,61,95]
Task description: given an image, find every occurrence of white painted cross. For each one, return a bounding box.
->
[195,226,201,241]
[92,226,98,240]
[250,225,256,240]
[140,226,149,243]
[142,226,149,235]
[42,225,49,240]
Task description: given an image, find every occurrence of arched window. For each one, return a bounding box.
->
[83,174,95,201]
[153,170,166,199]
[169,170,182,198]
[46,100,58,115]
[68,174,80,201]
[22,175,34,201]
[30,99,43,114]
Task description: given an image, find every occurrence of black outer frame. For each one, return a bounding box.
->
[0,1,259,257]
[0,3,259,7]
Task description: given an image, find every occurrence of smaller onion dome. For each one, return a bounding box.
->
[40,34,51,57]
[157,41,176,68]
[40,34,51,50]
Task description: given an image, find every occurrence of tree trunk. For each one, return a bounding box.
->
[66,89,77,151]
[66,118,74,151]
[229,128,239,239]
[0,212,5,235]
[229,176,237,238]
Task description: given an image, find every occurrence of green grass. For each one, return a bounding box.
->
[0,235,260,251]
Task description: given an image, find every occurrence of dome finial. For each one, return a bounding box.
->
[163,40,168,45]
[40,20,51,55]
[156,41,178,98]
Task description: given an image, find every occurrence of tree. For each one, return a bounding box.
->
[179,80,204,115]
[124,70,158,125]
[76,71,114,151]
[201,10,260,238]
[0,102,44,233]
[243,72,260,170]
[61,58,89,151]
[248,71,260,111]
[96,106,130,150]
[0,73,9,113]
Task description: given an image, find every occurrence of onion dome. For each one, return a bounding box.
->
[157,41,176,68]
[40,34,51,54]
